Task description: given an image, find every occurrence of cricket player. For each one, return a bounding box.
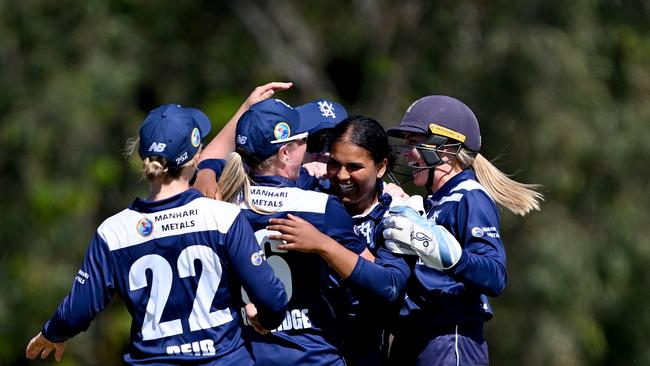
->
[25,104,288,365]
[382,95,543,365]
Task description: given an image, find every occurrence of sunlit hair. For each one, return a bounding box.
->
[456,148,543,216]
[125,136,199,185]
[218,141,302,214]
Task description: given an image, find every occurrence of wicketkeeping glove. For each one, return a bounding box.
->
[382,205,462,270]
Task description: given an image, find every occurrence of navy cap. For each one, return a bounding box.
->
[138,103,211,169]
[387,95,481,151]
[235,98,308,163]
[296,99,348,134]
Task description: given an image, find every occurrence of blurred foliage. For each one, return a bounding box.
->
[1,0,649,365]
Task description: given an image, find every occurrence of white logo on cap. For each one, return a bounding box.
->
[148,142,166,152]
[318,101,336,119]
[237,135,247,145]
[176,151,188,165]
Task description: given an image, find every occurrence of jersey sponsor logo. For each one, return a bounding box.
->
[136,218,154,236]
[154,209,198,221]
[190,127,201,148]
[249,187,289,209]
[317,101,336,118]
[251,198,283,208]
[167,338,216,357]
[148,141,166,152]
[153,209,198,232]
[75,269,89,285]
[471,226,500,238]
[273,122,291,140]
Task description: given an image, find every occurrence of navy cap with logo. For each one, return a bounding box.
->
[387,95,481,151]
[296,98,348,135]
[235,98,308,163]
[138,103,212,169]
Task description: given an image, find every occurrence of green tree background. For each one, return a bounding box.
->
[1,1,648,365]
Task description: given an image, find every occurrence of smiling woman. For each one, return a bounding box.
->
[326,116,394,216]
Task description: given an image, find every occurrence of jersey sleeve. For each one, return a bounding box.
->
[446,191,507,297]
[197,158,227,178]
[322,197,366,254]
[223,212,288,329]
[42,232,116,342]
[345,247,411,303]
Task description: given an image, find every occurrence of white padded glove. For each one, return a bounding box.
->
[382,205,462,270]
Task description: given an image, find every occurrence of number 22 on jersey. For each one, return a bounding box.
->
[129,245,232,341]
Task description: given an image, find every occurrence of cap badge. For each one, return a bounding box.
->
[428,123,466,143]
[190,127,201,148]
[273,122,291,140]
[317,101,336,118]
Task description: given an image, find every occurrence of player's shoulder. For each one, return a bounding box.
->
[191,196,244,232]
[97,208,138,235]
[446,178,495,205]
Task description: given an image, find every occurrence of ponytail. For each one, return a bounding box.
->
[218,152,275,215]
[457,148,543,216]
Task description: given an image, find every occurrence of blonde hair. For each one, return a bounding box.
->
[457,148,543,216]
[218,152,275,215]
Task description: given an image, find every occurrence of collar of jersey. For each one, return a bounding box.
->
[250,174,299,188]
[129,188,204,213]
[427,169,476,203]
[352,181,391,220]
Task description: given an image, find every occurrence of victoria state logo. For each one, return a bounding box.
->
[190,127,201,148]
[137,218,154,236]
[273,122,291,140]
[250,251,263,266]
[471,226,484,238]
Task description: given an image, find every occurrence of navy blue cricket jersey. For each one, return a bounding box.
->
[235,174,368,366]
[342,185,411,366]
[199,159,409,365]
[42,188,288,365]
[396,169,506,334]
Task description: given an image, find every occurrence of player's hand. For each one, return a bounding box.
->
[245,303,270,335]
[302,161,327,179]
[193,169,222,200]
[382,206,462,270]
[25,332,66,362]
[267,214,328,253]
[243,82,293,110]
[384,182,410,202]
